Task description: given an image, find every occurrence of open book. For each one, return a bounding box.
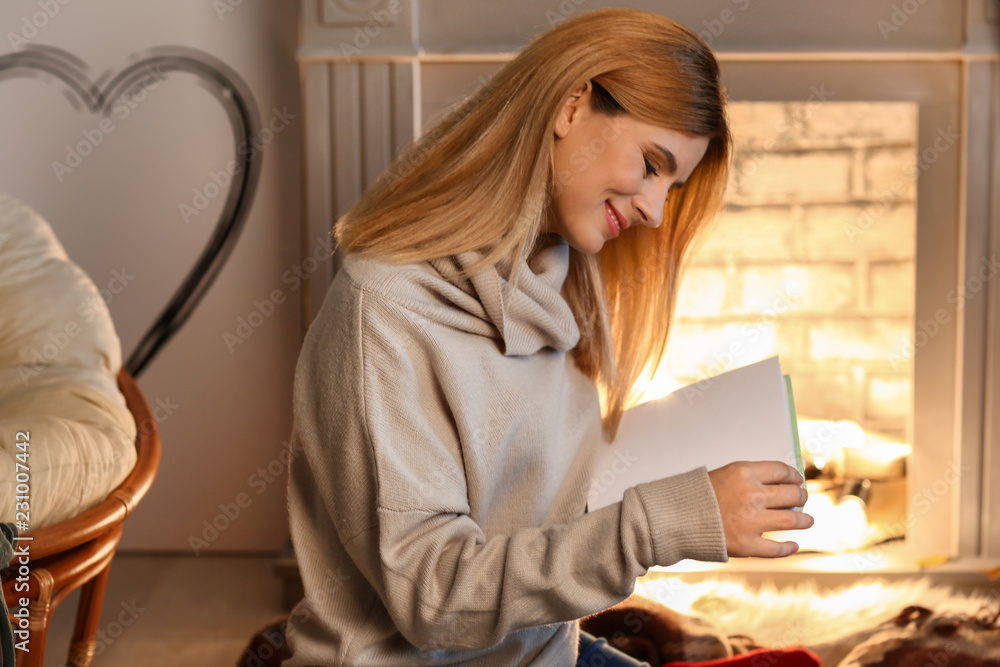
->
[588,356,804,510]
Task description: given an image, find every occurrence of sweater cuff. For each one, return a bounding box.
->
[632,467,728,566]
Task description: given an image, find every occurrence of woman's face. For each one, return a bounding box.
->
[547,84,710,255]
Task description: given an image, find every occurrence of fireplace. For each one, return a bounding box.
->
[295,0,1000,574]
[631,99,919,558]
[657,52,995,573]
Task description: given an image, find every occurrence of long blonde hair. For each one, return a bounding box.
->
[335,8,732,439]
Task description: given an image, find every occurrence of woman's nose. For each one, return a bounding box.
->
[635,181,670,228]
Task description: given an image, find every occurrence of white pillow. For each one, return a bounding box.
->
[0,193,137,530]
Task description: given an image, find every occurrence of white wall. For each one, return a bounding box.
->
[1,0,303,552]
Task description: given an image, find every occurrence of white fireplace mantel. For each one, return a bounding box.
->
[295,0,1000,569]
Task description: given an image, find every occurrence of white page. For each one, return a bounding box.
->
[588,356,799,510]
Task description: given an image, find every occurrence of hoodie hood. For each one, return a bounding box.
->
[342,239,580,356]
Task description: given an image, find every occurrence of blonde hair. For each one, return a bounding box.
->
[335,8,732,439]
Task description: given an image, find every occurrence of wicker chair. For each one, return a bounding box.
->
[3,368,161,667]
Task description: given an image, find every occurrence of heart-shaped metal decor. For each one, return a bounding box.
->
[0,45,263,377]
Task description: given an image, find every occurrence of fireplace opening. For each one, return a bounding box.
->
[637,101,919,556]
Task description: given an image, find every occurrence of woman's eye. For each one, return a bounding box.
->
[643,157,659,177]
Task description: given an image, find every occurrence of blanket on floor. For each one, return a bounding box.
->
[581,583,1000,667]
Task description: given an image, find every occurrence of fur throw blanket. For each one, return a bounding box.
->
[580,578,1000,667]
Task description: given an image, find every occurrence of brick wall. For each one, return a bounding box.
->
[661,102,917,441]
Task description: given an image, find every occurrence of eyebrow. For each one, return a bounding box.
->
[653,143,686,189]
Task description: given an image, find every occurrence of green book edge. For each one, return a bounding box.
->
[784,374,806,509]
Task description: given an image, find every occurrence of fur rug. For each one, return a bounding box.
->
[630,577,1000,666]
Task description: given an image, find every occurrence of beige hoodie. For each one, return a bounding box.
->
[285,239,727,666]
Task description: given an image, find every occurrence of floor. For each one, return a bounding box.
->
[39,554,286,667]
[33,552,1000,666]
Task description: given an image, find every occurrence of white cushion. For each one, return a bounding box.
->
[0,193,137,530]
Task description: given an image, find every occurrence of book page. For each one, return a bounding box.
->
[588,356,803,510]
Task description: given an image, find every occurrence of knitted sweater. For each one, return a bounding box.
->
[284,238,728,666]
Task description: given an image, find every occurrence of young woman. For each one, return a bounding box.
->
[284,8,813,666]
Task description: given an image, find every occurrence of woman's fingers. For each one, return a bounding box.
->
[732,510,814,558]
[745,460,805,485]
[753,509,816,558]
[762,481,809,509]
[708,461,814,558]
[765,507,815,531]
[729,461,808,507]
[751,536,801,559]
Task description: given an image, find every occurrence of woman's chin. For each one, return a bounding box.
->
[556,230,604,256]
[543,225,609,255]
[578,237,608,256]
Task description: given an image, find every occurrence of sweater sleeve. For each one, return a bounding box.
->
[295,281,727,652]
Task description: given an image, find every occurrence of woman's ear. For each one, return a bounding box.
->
[554,80,593,139]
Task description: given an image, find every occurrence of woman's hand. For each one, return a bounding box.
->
[708,461,814,558]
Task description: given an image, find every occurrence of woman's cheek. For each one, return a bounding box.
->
[615,169,644,194]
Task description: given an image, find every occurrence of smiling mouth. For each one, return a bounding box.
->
[605,200,627,233]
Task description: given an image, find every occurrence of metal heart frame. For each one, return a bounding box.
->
[0,44,263,377]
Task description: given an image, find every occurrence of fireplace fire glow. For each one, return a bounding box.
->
[767,417,911,553]
[638,100,918,559]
